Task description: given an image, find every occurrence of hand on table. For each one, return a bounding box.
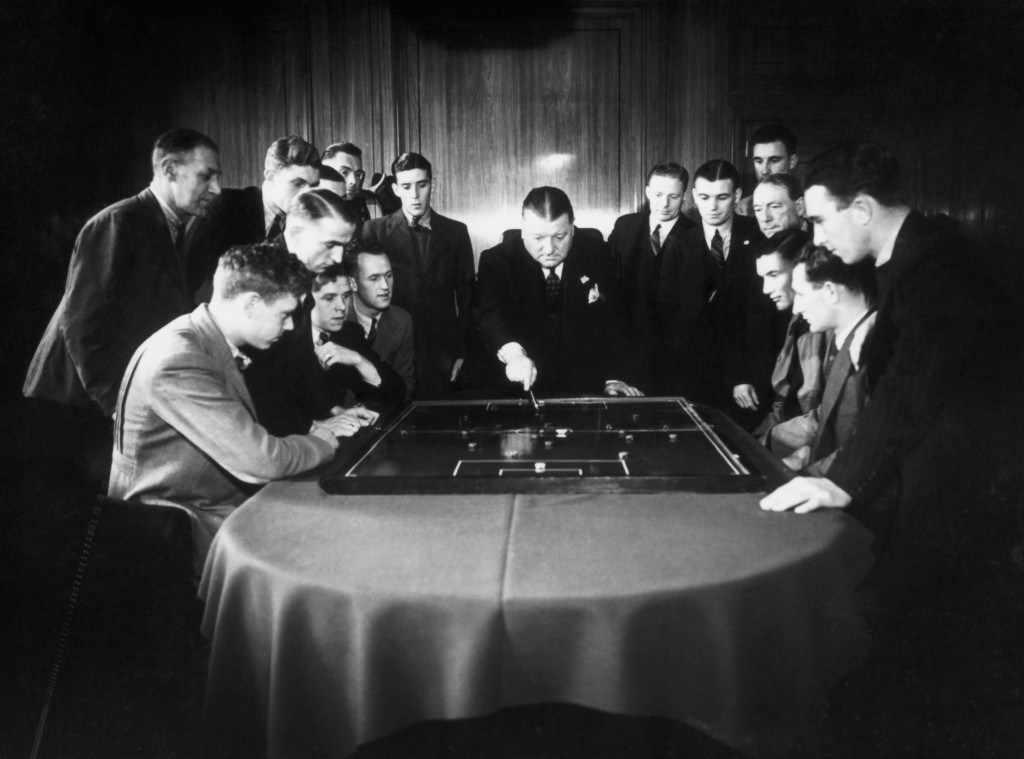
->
[505,354,537,391]
[732,383,759,410]
[760,476,852,514]
[314,407,379,438]
[604,380,644,397]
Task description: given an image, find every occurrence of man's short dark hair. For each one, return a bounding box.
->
[341,241,389,279]
[805,142,904,209]
[522,186,575,223]
[311,262,348,293]
[216,243,310,302]
[265,135,321,173]
[693,160,741,190]
[646,161,690,190]
[797,243,877,304]
[287,188,362,230]
[323,142,362,161]
[151,128,218,170]
[392,152,432,181]
[319,165,344,183]
[755,173,804,201]
[749,124,798,155]
[754,228,812,263]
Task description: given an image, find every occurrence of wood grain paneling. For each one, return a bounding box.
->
[394,4,651,253]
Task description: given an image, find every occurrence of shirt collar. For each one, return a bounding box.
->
[874,214,908,267]
[701,218,733,250]
[649,214,680,237]
[351,297,380,334]
[149,184,191,236]
[834,309,875,371]
[403,207,432,229]
[541,262,565,279]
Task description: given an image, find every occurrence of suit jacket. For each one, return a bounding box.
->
[308,319,407,410]
[471,230,630,396]
[362,209,475,398]
[608,211,695,387]
[826,212,1011,532]
[344,304,416,399]
[23,188,220,416]
[242,302,336,437]
[654,215,766,404]
[805,311,876,475]
[108,305,335,557]
[754,313,829,439]
[218,186,270,247]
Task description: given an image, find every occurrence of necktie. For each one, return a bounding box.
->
[650,224,662,255]
[545,269,561,302]
[267,213,286,241]
[823,338,839,379]
[316,331,330,346]
[709,230,725,268]
[410,215,423,231]
[366,317,378,344]
[172,219,187,259]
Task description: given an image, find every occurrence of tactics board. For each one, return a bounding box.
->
[319,397,791,495]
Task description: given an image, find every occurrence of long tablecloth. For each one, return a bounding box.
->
[199,478,874,757]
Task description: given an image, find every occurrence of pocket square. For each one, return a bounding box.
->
[587,283,601,304]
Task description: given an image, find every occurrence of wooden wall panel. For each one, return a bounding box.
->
[309,0,395,178]
[393,3,652,253]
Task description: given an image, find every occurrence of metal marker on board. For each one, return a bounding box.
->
[529,390,540,411]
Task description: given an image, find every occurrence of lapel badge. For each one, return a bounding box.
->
[580,275,590,284]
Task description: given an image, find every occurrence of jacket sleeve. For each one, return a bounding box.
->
[474,245,519,353]
[149,349,335,484]
[61,211,139,416]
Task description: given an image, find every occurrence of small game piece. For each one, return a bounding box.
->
[625,434,634,443]
[544,440,553,449]
[669,433,678,442]
[535,462,546,473]
[468,441,478,451]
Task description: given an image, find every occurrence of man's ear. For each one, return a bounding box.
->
[264,167,276,182]
[824,281,840,304]
[160,157,178,181]
[732,186,743,204]
[788,153,799,171]
[795,197,806,217]
[850,195,873,226]
[242,292,260,315]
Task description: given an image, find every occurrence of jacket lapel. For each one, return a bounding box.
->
[139,188,189,298]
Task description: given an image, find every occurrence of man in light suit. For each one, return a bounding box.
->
[109,244,374,564]
[608,161,695,389]
[342,243,416,399]
[308,262,406,411]
[655,160,766,417]
[23,128,224,481]
[471,186,641,397]
[362,152,475,399]
[766,245,876,473]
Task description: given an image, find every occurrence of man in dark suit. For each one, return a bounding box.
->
[761,142,1020,566]
[362,152,475,399]
[321,142,386,221]
[608,161,695,388]
[308,262,406,411]
[766,245,876,473]
[655,160,767,417]
[472,186,641,397]
[342,243,416,399]
[23,128,224,477]
[109,244,371,565]
[736,124,800,218]
[219,135,321,248]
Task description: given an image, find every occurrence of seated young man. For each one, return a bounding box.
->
[308,263,407,412]
[769,244,876,474]
[109,244,376,564]
[751,229,828,445]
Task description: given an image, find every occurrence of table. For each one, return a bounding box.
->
[199,480,874,757]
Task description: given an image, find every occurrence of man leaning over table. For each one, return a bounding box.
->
[109,243,374,566]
